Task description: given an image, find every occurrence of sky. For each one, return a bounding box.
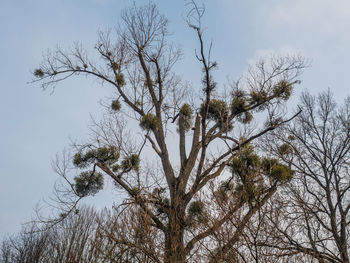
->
[1,0,350,239]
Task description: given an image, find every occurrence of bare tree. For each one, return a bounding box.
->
[91,205,163,263]
[32,2,307,262]
[45,206,99,263]
[230,191,321,263]
[0,224,49,263]
[0,206,103,263]
[261,90,350,263]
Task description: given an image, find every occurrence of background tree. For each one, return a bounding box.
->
[92,205,163,263]
[1,206,101,263]
[32,2,306,262]
[261,90,350,263]
[0,224,49,263]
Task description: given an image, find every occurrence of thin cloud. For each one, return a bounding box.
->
[247,46,307,66]
[268,0,350,40]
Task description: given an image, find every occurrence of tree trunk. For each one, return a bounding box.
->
[164,208,186,263]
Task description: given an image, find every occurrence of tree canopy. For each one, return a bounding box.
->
[27,2,308,262]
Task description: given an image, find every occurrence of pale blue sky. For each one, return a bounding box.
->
[1,0,350,238]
